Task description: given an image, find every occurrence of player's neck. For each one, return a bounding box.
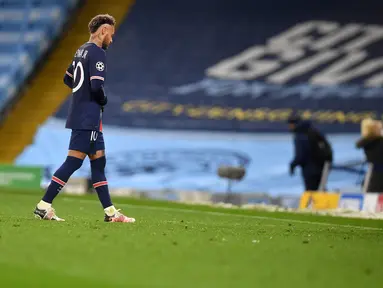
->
[89,35,102,48]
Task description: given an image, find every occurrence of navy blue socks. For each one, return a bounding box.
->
[42,156,84,203]
[91,156,113,209]
[40,155,113,211]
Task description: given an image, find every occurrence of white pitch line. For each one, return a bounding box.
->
[63,198,383,231]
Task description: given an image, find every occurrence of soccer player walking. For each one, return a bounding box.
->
[34,14,135,223]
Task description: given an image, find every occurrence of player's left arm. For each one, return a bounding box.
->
[63,62,74,88]
[89,49,108,106]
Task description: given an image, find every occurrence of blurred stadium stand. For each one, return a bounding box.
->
[0,0,134,163]
[2,0,383,198]
[54,0,383,134]
[0,0,80,112]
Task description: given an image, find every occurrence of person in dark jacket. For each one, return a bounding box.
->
[288,116,333,191]
[356,118,383,193]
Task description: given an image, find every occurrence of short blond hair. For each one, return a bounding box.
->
[361,118,382,138]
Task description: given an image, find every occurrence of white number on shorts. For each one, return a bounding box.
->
[90,131,98,141]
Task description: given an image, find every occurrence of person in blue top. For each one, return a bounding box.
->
[288,115,333,191]
[34,14,135,223]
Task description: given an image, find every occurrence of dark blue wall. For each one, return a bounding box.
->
[56,0,383,133]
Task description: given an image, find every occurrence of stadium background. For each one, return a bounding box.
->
[1,0,383,208]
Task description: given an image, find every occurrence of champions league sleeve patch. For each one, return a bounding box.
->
[96,61,105,72]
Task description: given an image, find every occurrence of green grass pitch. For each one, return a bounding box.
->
[0,189,382,288]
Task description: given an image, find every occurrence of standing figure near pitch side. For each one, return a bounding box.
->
[34,14,135,223]
[287,115,333,192]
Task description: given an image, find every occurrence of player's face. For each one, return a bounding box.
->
[101,25,115,50]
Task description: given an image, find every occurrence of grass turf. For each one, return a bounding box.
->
[0,189,382,288]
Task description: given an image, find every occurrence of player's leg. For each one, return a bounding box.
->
[34,130,88,221]
[34,150,85,221]
[42,150,85,203]
[89,150,112,209]
[88,133,135,223]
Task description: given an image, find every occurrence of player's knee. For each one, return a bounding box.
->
[65,156,84,171]
[68,150,87,160]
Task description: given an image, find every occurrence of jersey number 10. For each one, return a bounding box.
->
[72,61,84,93]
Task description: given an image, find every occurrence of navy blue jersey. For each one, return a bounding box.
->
[65,42,106,131]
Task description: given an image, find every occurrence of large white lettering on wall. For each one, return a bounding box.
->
[206,21,383,87]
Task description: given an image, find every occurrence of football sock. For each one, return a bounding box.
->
[91,156,113,209]
[104,205,118,216]
[42,156,83,204]
[37,200,51,210]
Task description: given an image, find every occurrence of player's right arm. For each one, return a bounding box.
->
[89,48,108,106]
[63,61,74,88]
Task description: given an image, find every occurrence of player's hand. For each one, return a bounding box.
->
[98,95,108,107]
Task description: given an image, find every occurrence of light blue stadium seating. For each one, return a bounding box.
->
[0,0,79,112]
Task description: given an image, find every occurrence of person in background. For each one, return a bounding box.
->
[356,118,383,193]
[288,115,333,191]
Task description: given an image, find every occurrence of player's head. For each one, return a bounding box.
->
[88,14,116,50]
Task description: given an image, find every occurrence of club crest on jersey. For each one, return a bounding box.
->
[96,62,104,72]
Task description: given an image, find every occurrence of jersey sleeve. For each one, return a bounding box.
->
[63,61,74,88]
[65,61,74,79]
[89,48,106,82]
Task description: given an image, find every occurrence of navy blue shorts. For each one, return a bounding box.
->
[69,130,105,155]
